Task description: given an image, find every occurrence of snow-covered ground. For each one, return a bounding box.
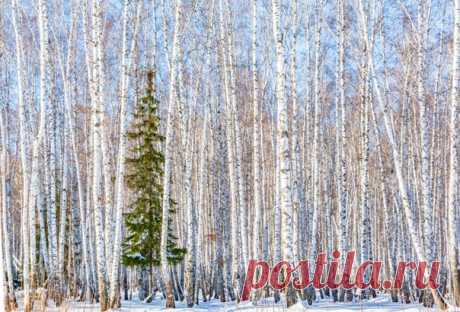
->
[37,295,457,311]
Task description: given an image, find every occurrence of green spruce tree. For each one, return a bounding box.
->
[122,71,185,268]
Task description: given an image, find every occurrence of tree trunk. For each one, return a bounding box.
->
[271,0,297,306]
[448,0,460,306]
[161,0,183,308]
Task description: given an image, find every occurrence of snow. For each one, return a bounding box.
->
[28,295,453,311]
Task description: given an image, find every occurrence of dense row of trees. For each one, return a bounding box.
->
[0,0,460,311]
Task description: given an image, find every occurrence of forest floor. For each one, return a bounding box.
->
[27,294,455,311]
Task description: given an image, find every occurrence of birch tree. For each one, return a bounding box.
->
[271,0,297,306]
[11,0,32,309]
[448,0,460,305]
[160,0,183,307]
[0,109,7,312]
[357,0,372,298]
[109,1,141,307]
[27,0,52,303]
[252,0,263,262]
[90,0,109,309]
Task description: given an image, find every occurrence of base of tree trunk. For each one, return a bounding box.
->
[305,286,315,305]
[227,285,235,301]
[48,276,65,307]
[338,288,345,302]
[109,293,121,309]
[285,283,298,307]
[390,289,398,302]
[185,273,195,307]
[430,289,448,310]
[165,280,175,308]
[401,284,411,304]
[369,289,377,298]
[420,289,434,307]
[274,290,280,303]
[23,292,33,312]
[250,288,261,304]
[6,293,18,312]
[331,289,338,302]
[358,288,367,300]
[37,288,48,312]
[98,284,109,311]
[82,285,93,303]
[345,289,353,302]
[451,267,460,307]
[319,288,325,299]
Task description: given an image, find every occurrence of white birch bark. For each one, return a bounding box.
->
[302,5,312,258]
[290,0,303,263]
[0,213,4,312]
[252,0,263,261]
[417,0,435,263]
[0,109,15,308]
[59,131,69,283]
[0,110,7,312]
[336,0,348,259]
[11,1,32,308]
[91,0,109,309]
[161,0,183,307]
[54,6,77,295]
[47,78,58,280]
[357,0,371,267]
[195,7,214,302]
[272,0,296,306]
[311,0,323,261]
[196,100,208,303]
[109,1,141,307]
[448,0,460,305]
[96,12,114,268]
[28,0,51,296]
[212,90,231,301]
[218,0,240,298]
[38,181,50,274]
[59,3,92,298]
[223,0,248,269]
[80,0,97,299]
[184,100,197,307]
[47,91,59,283]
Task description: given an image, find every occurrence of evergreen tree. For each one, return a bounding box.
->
[122,71,185,267]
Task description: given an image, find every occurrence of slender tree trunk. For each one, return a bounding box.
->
[0,111,16,309]
[161,0,183,307]
[311,0,323,265]
[109,1,141,307]
[252,0,263,262]
[184,106,197,307]
[11,5,31,307]
[55,7,77,300]
[357,0,371,298]
[91,0,109,309]
[448,0,460,306]
[290,0,303,264]
[336,0,348,301]
[0,110,7,312]
[271,0,297,306]
[27,0,52,303]
[218,0,240,300]
[224,0,248,271]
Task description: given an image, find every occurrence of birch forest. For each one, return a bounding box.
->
[0,0,460,311]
